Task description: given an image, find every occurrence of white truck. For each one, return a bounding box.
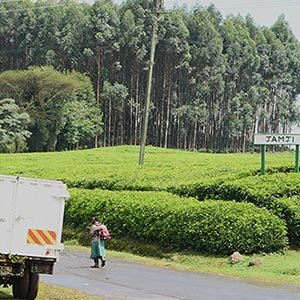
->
[0,175,69,300]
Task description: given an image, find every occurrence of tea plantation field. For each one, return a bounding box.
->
[0,145,295,189]
[1,146,300,254]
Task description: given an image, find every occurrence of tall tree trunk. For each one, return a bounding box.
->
[177,118,180,149]
[242,130,246,153]
[164,64,171,148]
[108,97,112,146]
[160,86,165,148]
[121,100,124,145]
[156,112,160,146]
[192,117,198,150]
[134,63,139,145]
[95,47,102,147]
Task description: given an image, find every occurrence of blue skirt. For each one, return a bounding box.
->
[100,240,106,257]
[90,240,100,259]
[90,240,105,258]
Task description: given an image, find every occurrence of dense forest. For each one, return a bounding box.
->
[0,0,300,152]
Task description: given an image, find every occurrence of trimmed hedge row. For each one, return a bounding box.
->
[168,181,220,200]
[65,188,287,255]
[271,196,300,247]
[64,169,257,196]
[172,173,300,207]
[65,166,295,195]
[65,178,162,192]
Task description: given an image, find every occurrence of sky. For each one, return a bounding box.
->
[112,0,300,40]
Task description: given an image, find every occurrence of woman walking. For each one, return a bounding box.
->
[90,217,108,268]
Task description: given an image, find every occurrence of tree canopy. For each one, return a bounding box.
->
[0,98,31,153]
[0,0,299,152]
[0,67,101,151]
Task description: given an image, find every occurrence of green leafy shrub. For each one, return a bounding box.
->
[174,173,300,207]
[271,197,300,247]
[168,181,221,200]
[65,189,287,255]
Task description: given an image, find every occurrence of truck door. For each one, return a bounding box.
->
[10,178,66,258]
[0,176,16,254]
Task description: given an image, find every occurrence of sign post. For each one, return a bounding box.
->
[296,145,299,173]
[254,134,300,175]
[261,145,266,175]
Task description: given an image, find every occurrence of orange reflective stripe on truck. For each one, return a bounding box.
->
[27,229,57,245]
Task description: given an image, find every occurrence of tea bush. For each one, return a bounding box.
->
[271,196,300,247]
[174,173,300,207]
[65,189,287,255]
[0,146,294,192]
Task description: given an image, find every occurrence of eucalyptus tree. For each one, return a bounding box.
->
[270,16,300,132]
[174,104,195,149]
[220,15,260,151]
[186,5,224,150]
[83,0,120,146]
[29,0,61,66]
[119,0,153,145]
[153,8,191,148]
[254,25,296,135]
[85,0,120,104]
[50,0,90,71]
[0,0,34,70]
[101,81,128,146]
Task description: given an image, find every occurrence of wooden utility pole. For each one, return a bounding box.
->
[139,0,164,165]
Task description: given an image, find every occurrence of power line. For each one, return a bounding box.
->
[0,0,24,3]
[0,0,299,15]
[0,1,84,14]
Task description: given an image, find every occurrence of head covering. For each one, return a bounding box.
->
[92,217,99,223]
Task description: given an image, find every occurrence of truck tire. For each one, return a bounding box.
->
[26,273,39,300]
[12,270,29,299]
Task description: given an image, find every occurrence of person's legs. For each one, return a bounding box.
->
[90,240,100,268]
[91,258,99,268]
[99,240,106,267]
[100,257,106,267]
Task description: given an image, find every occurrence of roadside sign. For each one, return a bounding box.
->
[254,134,300,145]
[254,134,300,175]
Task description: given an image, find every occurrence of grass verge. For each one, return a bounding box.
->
[0,282,101,299]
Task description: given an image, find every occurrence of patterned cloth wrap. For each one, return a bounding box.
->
[90,222,106,259]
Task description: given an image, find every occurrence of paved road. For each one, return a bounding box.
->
[41,250,300,300]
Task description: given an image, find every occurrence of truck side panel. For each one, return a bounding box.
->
[0,177,16,254]
[0,176,68,260]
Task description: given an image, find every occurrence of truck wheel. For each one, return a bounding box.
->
[12,270,29,299]
[26,273,39,300]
